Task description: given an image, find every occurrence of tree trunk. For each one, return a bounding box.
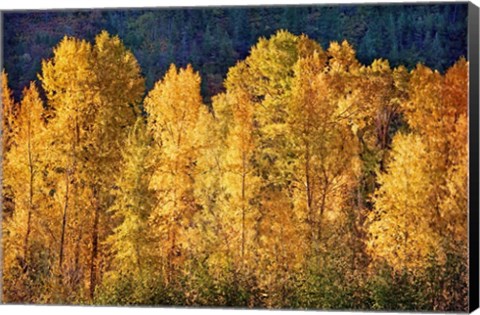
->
[23,210,32,262]
[305,141,314,245]
[58,172,69,272]
[168,221,176,284]
[89,189,100,302]
[316,180,328,261]
[23,122,34,265]
[241,152,246,268]
[73,224,83,290]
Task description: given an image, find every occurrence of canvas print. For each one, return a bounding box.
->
[0,2,476,311]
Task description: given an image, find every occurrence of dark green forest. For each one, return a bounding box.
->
[3,4,467,102]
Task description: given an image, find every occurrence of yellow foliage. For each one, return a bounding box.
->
[368,133,439,269]
[1,28,469,308]
[145,64,210,281]
[368,59,468,271]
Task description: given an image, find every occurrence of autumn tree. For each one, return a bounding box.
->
[2,82,47,302]
[341,59,409,271]
[39,37,94,299]
[368,59,468,310]
[39,31,144,302]
[368,59,468,268]
[86,31,145,301]
[1,70,17,152]
[144,64,209,285]
[214,30,336,306]
[1,70,18,221]
[210,81,261,303]
[289,49,361,263]
[98,118,156,304]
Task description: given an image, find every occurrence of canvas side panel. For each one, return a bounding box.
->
[469,1,479,313]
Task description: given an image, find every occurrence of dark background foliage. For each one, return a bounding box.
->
[2,4,467,102]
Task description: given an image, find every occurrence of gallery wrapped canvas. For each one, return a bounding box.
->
[0,1,479,312]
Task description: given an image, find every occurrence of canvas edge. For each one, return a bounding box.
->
[0,9,4,306]
[468,1,480,313]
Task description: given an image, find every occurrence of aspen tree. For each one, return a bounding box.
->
[368,59,468,271]
[100,118,155,303]
[39,37,94,290]
[145,64,207,284]
[1,70,17,151]
[220,30,323,305]
[39,31,144,301]
[87,31,144,301]
[1,70,17,221]
[289,50,360,259]
[212,85,260,280]
[2,82,46,302]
